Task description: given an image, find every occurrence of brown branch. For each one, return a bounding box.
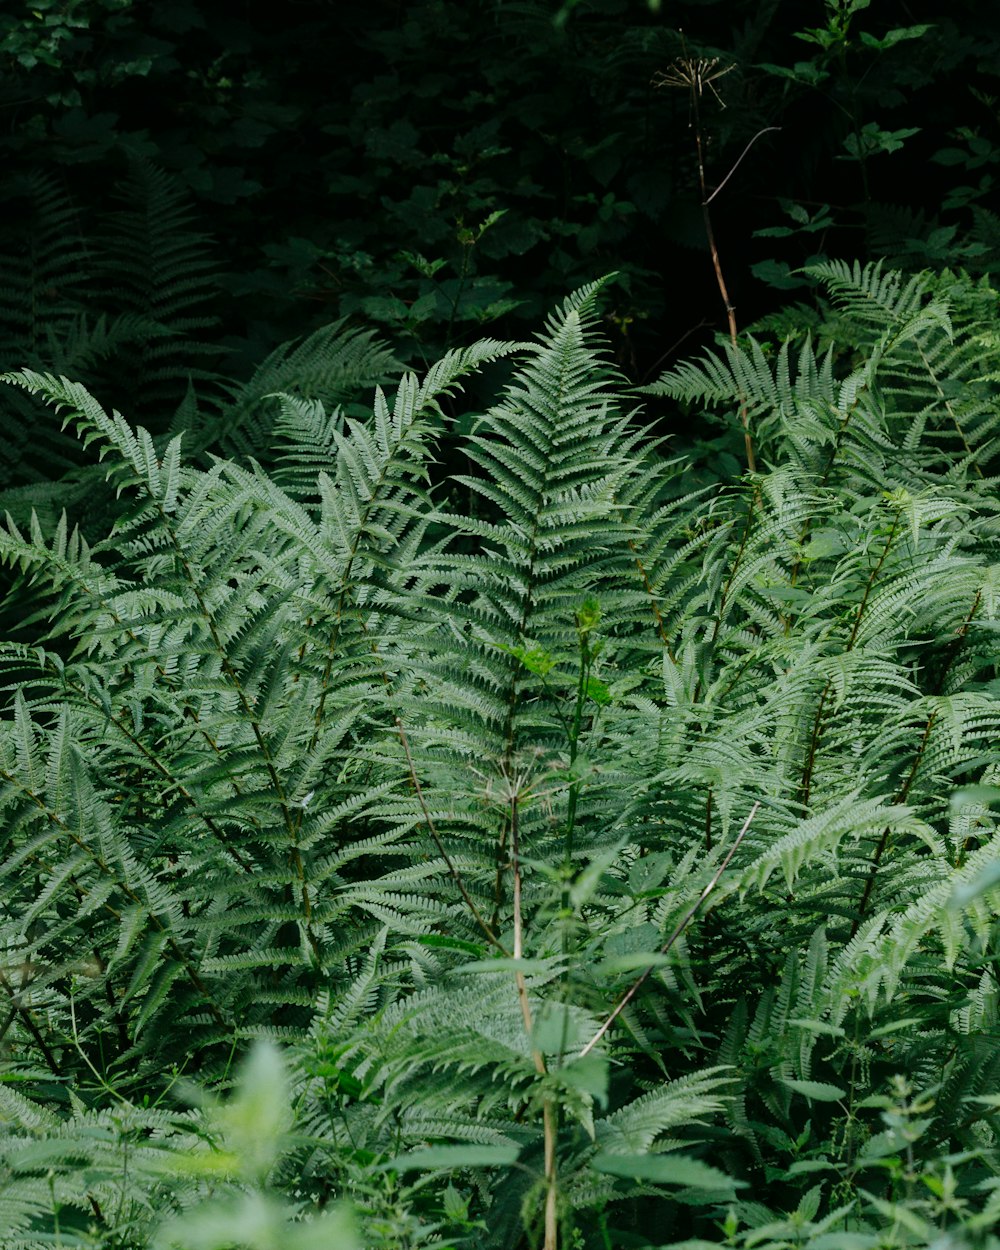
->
[705,127,782,205]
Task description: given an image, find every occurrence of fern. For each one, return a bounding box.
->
[0,174,162,493]
[1,268,1000,1247]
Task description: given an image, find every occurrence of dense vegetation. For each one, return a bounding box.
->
[2,3,1000,1249]
[4,0,1000,402]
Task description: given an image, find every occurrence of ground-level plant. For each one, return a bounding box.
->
[0,266,999,1248]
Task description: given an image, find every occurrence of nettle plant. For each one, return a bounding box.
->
[1,268,1000,1249]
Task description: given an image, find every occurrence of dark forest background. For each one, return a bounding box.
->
[3,0,999,478]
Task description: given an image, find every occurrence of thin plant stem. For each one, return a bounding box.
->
[705,126,782,205]
[691,88,756,473]
[657,54,773,473]
[509,791,558,1250]
[579,801,760,1058]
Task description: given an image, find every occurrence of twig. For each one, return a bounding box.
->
[639,316,711,384]
[578,801,760,1058]
[508,792,558,1250]
[705,127,782,205]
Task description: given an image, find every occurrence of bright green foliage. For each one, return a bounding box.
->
[0,268,1000,1248]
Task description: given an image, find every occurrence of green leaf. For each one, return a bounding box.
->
[453,958,552,974]
[586,675,611,705]
[781,1079,846,1102]
[416,935,485,956]
[597,951,673,974]
[842,124,920,160]
[510,645,556,676]
[387,1144,521,1172]
[220,1042,293,1181]
[558,1053,609,1108]
[949,784,1000,811]
[533,1002,581,1052]
[591,1153,743,1191]
[787,1018,846,1038]
[868,1017,926,1038]
[787,1160,837,1175]
[858,23,932,49]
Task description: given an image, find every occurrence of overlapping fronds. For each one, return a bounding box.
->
[1,268,1000,1248]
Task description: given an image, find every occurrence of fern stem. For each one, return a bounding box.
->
[509,789,558,1250]
[310,422,406,748]
[914,339,983,477]
[798,678,832,813]
[935,589,982,694]
[694,487,757,704]
[13,534,265,835]
[161,522,322,958]
[849,711,938,939]
[61,671,255,873]
[628,539,675,659]
[494,446,548,920]
[687,74,756,474]
[0,967,63,1079]
[783,386,868,633]
[846,509,900,651]
[563,619,591,872]
[511,797,538,1042]
[850,589,982,935]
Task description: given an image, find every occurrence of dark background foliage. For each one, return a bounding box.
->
[3,0,999,455]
